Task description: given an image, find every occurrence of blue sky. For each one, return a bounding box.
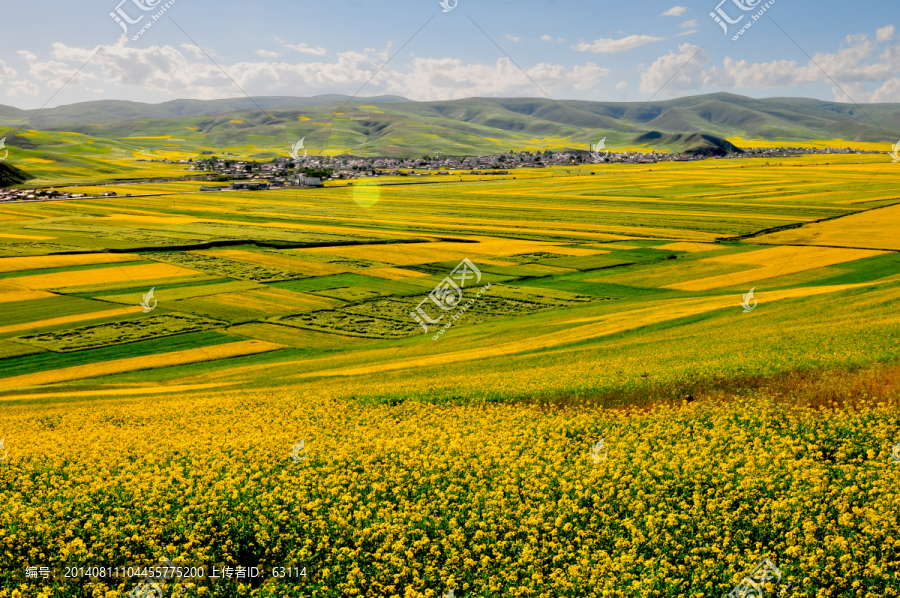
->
[0,0,898,108]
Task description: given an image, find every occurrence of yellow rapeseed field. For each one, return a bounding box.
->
[13,263,203,290]
[652,242,724,253]
[361,267,431,280]
[98,214,201,225]
[1,389,898,597]
[752,203,900,251]
[0,340,282,389]
[666,247,885,291]
[705,246,880,267]
[0,233,57,241]
[0,281,56,304]
[0,253,141,273]
[2,157,900,598]
[296,237,605,267]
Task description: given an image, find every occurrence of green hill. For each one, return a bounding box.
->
[0,95,411,130]
[0,160,35,186]
[1,93,897,169]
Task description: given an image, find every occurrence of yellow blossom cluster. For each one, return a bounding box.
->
[0,390,898,597]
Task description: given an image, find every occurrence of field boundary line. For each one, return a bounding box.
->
[724,199,900,242]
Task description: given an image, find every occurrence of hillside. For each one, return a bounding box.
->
[0,95,411,130]
[0,161,35,186]
[1,93,898,167]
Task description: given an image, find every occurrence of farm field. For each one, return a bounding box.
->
[1,155,900,597]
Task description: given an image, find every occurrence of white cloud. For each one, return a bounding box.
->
[678,30,698,37]
[573,34,665,54]
[504,35,522,42]
[615,81,627,89]
[180,44,209,59]
[0,59,16,79]
[178,44,223,60]
[659,6,687,17]
[877,25,896,42]
[276,39,327,56]
[639,32,900,101]
[681,20,698,29]
[17,51,36,62]
[389,57,610,100]
[18,37,609,102]
[639,43,711,95]
[541,35,565,43]
[29,58,98,90]
[6,80,40,97]
[49,41,100,63]
[870,78,900,102]
[831,77,900,103]
[256,50,280,58]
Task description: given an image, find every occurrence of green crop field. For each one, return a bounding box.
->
[1,153,899,398]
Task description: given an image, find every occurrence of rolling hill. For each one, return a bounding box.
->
[0,95,411,130]
[0,161,35,186]
[1,93,898,165]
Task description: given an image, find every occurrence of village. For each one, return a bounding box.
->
[0,145,885,201]
[186,144,884,187]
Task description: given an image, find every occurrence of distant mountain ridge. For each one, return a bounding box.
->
[0,95,412,129]
[1,93,898,158]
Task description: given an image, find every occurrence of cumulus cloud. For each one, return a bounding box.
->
[389,57,610,100]
[0,59,17,81]
[10,24,899,106]
[6,80,40,97]
[22,47,99,91]
[573,34,665,54]
[831,78,900,104]
[870,78,900,102]
[504,35,521,42]
[681,20,698,29]
[639,32,900,101]
[638,43,711,95]
[877,25,895,42]
[541,35,565,43]
[11,37,609,102]
[659,6,687,17]
[615,81,627,89]
[49,41,98,64]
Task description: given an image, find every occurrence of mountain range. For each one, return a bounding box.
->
[1,93,898,158]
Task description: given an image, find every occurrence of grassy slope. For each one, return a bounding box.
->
[1,93,898,187]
